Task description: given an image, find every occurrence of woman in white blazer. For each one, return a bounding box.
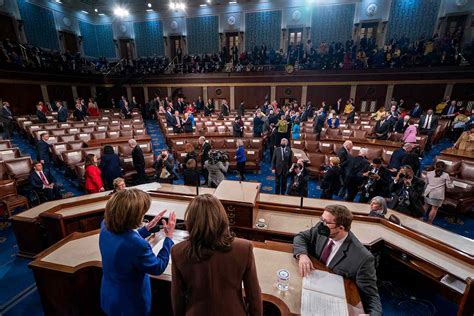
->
[424,161,454,224]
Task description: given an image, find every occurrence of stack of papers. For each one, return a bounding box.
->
[301,270,348,316]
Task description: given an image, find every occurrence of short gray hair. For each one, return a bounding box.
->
[359,148,368,156]
[128,139,137,147]
[370,196,387,215]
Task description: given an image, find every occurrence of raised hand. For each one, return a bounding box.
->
[146,209,167,231]
[162,211,176,238]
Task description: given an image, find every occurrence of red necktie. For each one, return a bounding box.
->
[320,239,335,265]
[39,172,48,185]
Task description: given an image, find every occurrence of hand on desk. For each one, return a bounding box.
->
[298,254,315,277]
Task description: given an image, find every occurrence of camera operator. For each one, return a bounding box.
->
[359,158,391,203]
[204,150,229,188]
[199,136,211,185]
[154,150,175,184]
[388,165,425,217]
[287,163,308,197]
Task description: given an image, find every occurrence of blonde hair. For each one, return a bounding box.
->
[104,189,150,234]
[112,177,125,190]
[184,194,234,262]
[236,139,244,147]
[330,156,340,166]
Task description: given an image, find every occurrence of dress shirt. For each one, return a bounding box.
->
[325,233,349,266]
[423,115,432,129]
[36,171,49,186]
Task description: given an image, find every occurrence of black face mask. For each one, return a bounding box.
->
[281,144,286,148]
[317,223,331,237]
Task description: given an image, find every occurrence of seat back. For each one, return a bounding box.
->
[62,150,83,166]
[76,133,91,142]
[75,163,86,183]
[82,147,102,160]
[248,138,262,149]
[107,131,120,139]
[92,132,106,140]
[0,148,20,161]
[4,157,33,182]
[434,157,461,176]
[138,142,152,154]
[134,129,146,136]
[0,179,17,199]
[353,130,367,139]
[119,144,133,156]
[319,142,334,154]
[459,161,474,181]
[68,141,85,150]
[291,140,305,150]
[120,130,133,138]
[59,135,76,142]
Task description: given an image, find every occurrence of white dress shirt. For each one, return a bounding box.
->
[325,233,349,267]
[36,170,49,188]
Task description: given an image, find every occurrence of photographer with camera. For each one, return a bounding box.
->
[205,150,230,188]
[154,150,175,184]
[388,165,425,217]
[359,158,391,203]
[287,163,308,197]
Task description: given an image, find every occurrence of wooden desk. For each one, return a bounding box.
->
[29,230,360,316]
[440,147,474,161]
[86,135,151,148]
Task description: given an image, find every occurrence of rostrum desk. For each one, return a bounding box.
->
[10,181,473,315]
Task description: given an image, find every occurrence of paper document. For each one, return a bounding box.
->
[301,270,348,316]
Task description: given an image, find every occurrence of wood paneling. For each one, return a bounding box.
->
[131,87,145,106]
[76,86,92,100]
[276,86,302,105]
[96,86,127,108]
[0,83,43,115]
[307,85,351,108]
[355,85,388,111]
[451,83,474,103]
[147,87,168,99]
[47,85,74,105]
[171,86,202,102]
[207,86,230,102]
[392,84,446,110]
[235,86,270,109]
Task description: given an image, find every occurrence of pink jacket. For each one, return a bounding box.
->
[403,125,417,143]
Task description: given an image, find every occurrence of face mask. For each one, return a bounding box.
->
[281,144,286,148]
[317,223,331,237]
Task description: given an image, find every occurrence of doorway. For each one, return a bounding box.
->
[0,13,17,41]
[359,22,378,48]
[169,36,183,61]
[288,28,303,47]
[61,31,79,54]
[118,39,133,60]
[445,15,467,43]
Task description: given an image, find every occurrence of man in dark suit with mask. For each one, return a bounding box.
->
[293,205,382,316]
[272,138,293,195]
[374,114,390,140]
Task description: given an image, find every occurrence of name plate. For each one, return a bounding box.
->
[79,134,88,137]
[252,139,260,143]
[68,152,80,157]
[61,124,69,127]
[322,143,331,147]
[295,153,302,157]
[109,132,118,135]
[294,141,301,144]
[17,117,26,121]
[247,150,255,154]
[167,128,173,131]
[139,144,147,148]
[87,122,95,126]
[176,141,184,145]
[136,129,143,133]
[453,181,468,189]
[124,158,133,163]
[363,125,371,129]
[123,125,131,128]
[111,121,119,124]
[343,129,350,133]
[181,153,187,157]
[56,145,66,150]
[69,129,78,133]
[386,150,393,155]
[97,126,106,130]
[227,139,234,142]
[2,150,14,154]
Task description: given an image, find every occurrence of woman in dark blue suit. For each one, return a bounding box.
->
[99,189,176,316]
[99,145,123,190]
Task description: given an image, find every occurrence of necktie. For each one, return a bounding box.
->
[424,115,431,129]
[39,172,48,185]
[320,239,335,265]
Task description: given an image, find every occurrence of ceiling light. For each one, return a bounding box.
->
[81,10,89,14]
[179,3,185,9]
[98,13,105,16]
[114,7,129,17]
[207,0,211,3]
[55,0,62,3]
[200,3,207,6]
[147,2,152,7]
[94,8,98,12]
[229,1,237,4]
[146,9,153,12]
[170,2,176,9]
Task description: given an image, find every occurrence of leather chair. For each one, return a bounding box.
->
[74,163,85,186]
[0,148,21,161]
[121,157,137,180]
[144,154,156,177]
[4,157,33,186]
[120,130,133,138]
[382,148,394,165]
[353,130,367,139]
[0,179,29,217]
[61,150,83,173]
[325,128,340,137]
[305,141,319,153]
[304,133,318,141]
[211,139,225,149]
[59,135,76,142]
[108,124,121,131]
[245,149,260,171]
[206,126,217,133]
[96,125,108,131]
[248,139,262,149]
[118,144,133,157]
[459,161,474,183]
[444,180,474,214]
[341,129,353,138]
[350,124,361,130]
[92,132,106,140]
[82,147,102,160]
[434,157,461,176]
[76,133,91,142]
[0,161,6,180]
[138,142,152,154]
[172,140,186,151]
[224,139,236,149]
[0,140,11,150]
[68,141,85,150]
[52,143,68,161]
[81,127,95,133]
[366,147,383,161]
[107,131,120,138]
[306,153,326,177]
[51,128,66,136]
[291,140,305,150]
[319,142,334,154]
[133,129,146,136]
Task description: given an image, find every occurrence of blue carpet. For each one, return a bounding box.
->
[0,121,471,315]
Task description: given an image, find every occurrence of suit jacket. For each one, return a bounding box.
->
[36,110,47,123]
[221,103,230,116]
[132,146,145,171]
[99,221,173,316]
[346,156,370,181]
[374,120,390,140]
[362,166,391,197]
[287,171,308,197]
[389,176,425,217]
[200,142,211,167]
[271,146,293,176]
[1,106,13,123]
[419,114,438,131]
[320,165,342,193]
[183,117,193,133]
[336,147,350,176]
[388,148,407,170]
[37,140,51,163]
[99,154,122,187]
[74,108,85,121]
[29,170,55,190]
[253,116,264,135]
[57,107,68,122]
[442,104,459,116]
[409,106,422,118]
[171,238,262,316]
[293,224,382,316]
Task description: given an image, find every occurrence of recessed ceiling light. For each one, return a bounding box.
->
[146,9,153,12]
[147,2,152,8]
[114,7,129,17]
[81,10,89,14]
[207,0,211,3]
[98,13,105,16]
[200,4,207,7]
[94,8,98,12]
[229,1,237,4]
[55,0,62,3]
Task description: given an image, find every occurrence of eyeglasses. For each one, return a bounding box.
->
[319,217,337,226]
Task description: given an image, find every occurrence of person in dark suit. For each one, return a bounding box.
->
[204,99,214,116]
[359,158,391,203]
[100,189,176,316]
[165,108,174,126]
[336,140,352,182]
[320,157,342,200]
[99,145,122,190]
[374,115,390,140]
[345,148,370,202]
[154,150,175,184]
[253,112,264,137]
[401,144,420,175]
[36,104,47,123]
[183,113,193,133]
[238,101,245,117]
[388,143,409,173]
[120,97,132,119]
[233,116,244,137]
[388,165,425,217]
[1,102,14,139]
[293,205,382,316]
[171,194,262,316]
[129,139,147,184]
[287,163,308,197]
[409,103,422,118]
[183,159,200,186]
[73,103,85,121]
[195,96,204,113]
[172,110,183,133]
[442,100,459,117]
[221,100,230,117]
[300,102,314,122]
[394,115,410,133]
[272,138,293,195]
[199,136,212,185]
[37,133,52,172]
[313,109,326,140]
[57,103,68,122]
[418,109,438,151]
[29,161,61,201]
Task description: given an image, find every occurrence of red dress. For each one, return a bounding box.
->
[87,107,100,117]
[85,165,103,193]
